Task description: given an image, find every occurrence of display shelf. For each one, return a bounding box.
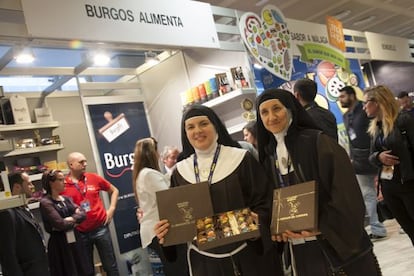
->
[227,122,247,135]
[202,88,256,108]
[0,194,26,210]
[0,121,60,132]
[29,173,42,182]
[3,144,64,157]
[28,169,69,182]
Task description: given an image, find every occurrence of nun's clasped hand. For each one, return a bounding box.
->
[154,219,170,244]
[272,230,321,242]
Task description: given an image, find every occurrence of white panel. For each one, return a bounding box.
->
[365,32,411,62]
[138,52,187,151]
[21,0,219,49]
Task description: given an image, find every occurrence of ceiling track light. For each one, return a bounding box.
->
[92,52,110,66]
[255,0,269,7]
[145,51,160,66]
[333,10,351,20]
[353,15,376,26]
[15,48,35,64]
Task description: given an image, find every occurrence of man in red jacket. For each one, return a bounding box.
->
[62,152,119,276]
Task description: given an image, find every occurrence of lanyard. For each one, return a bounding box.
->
[73,176,88,197]
[193,144,221,184]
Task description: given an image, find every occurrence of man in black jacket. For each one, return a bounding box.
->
[339,86,387,241]
[0,172,50,276]
[294,78,338,141]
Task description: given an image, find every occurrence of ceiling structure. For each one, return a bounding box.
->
[203,0,414,40]
[0,1,171,95]
[0,0,413,95]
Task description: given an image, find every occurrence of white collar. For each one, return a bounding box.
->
[194,141,218,158]
[177,145,246,184]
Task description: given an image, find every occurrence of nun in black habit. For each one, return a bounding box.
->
[255,88,382,276]
[154,105,283,276]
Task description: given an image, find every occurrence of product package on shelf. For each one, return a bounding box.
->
[196,207,260,251]
[9,95,31,124]
[13,156,46,175]
[270,180,318,235]
[0,98,14,124]
[0,170,11,198]
[230,67,249,89]
[34,107,53,123]
[215,73,232,96]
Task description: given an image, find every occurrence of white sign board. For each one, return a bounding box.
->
[21,0,220,49]
[365,32,411,62]
[286,19,329,56]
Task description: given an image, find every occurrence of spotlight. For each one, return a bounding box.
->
[93,52,110,66]
[15,48,35,64]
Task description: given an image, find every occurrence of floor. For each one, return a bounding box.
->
[372,219,414,276]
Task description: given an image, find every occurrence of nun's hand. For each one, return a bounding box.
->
[154,219,170,245]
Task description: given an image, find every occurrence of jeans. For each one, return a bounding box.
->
[79,225,119,276]
[356,174,387,236]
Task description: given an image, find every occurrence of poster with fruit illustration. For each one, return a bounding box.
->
[252,56,364,151]
[239,5,292,81]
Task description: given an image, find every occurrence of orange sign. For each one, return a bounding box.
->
[326,16,345,52]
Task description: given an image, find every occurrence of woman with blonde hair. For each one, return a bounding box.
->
[364,85,414,245]
[132,137,188,275]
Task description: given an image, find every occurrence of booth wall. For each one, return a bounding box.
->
[25,95,97,172]
[138,52,188,150]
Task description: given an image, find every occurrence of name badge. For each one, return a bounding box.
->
[66,230,76,243]
[380,165,394,180]
[348,128,356,141]
[81,200,91,212]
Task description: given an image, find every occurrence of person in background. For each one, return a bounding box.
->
[0,172,50,276]
[397,91,414,118]
[338,86,387,241]
[243,121,258,149]
[62,152,120,276]
[132,137,189,276]
[256,88,381,275]
[160,145,180,177]
[364,85,414,245]
[396,91,414,234]
[154,105,283,276]
[40,169,93,276]
[294,78,338,141]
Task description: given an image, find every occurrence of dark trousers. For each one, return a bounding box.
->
[148,237,189,276]
[79,225,119,276]
[381,179,414,245]
[292,241,381,276]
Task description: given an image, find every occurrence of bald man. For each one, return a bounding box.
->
[62,152,120,276]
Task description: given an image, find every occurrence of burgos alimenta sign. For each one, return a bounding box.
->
[21,0,220,49]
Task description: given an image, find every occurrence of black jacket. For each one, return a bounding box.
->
[0,207,50,276]
[305,102,338,141]
[369,113,414,183]
[262,128,371,262]
[343,101,377,174]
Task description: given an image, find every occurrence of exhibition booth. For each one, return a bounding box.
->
[0,0,414,274]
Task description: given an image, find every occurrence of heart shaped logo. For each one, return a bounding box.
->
[239,5,292,81]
